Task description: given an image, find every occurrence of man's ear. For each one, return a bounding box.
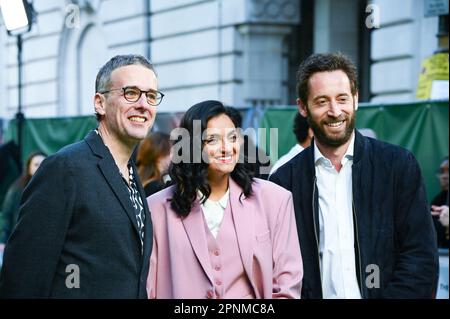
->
[354,92,359,111]
[94,93,106,117]
[297,98,308,117]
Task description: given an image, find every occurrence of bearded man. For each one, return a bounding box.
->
[270,53,438,299]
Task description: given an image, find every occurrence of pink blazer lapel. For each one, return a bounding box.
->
[228,178,260,297]
[180,201,215,285]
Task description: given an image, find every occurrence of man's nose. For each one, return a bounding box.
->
[136,93,150,108]
[328,100,343,118]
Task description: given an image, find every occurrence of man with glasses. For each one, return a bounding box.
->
[0,55,163,298]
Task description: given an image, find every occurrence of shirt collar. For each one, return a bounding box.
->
[198,188,230,209]
[216,189,230,209]
[314,132,355,166]
[344,133,355,160]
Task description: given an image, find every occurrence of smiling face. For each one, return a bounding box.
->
[94,64,158,147]
[298,70,357,148]
[203,113,240,179]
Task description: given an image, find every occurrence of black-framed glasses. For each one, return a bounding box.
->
[99,86,164,106]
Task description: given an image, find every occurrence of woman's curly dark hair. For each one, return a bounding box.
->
[169,100,254,217]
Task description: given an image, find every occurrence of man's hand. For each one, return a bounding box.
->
[431,205,449,227]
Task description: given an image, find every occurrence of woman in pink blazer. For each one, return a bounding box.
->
[147,100,303,299]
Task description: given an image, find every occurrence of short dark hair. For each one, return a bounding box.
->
[95,54,156,121]
[293,113,310,143]
[296,52,358,105]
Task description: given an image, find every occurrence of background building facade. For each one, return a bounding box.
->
[0,0,447,121]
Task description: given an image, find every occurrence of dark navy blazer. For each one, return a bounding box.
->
[0,130,152,298]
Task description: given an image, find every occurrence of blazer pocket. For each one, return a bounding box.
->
[256,230,271,243]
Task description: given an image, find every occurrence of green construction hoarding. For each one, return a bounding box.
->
[2,100,449,202]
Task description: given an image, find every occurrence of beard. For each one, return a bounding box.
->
[306,107,356,147]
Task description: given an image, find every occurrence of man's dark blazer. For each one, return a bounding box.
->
[270,130,438,298]
[0,130,153,298]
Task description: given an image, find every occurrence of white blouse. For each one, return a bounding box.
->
[198,189,229,238]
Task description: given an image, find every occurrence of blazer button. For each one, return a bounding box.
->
[206,290,215,299]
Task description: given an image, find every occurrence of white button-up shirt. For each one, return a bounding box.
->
[199,189,229,238]
[314,134,362,299]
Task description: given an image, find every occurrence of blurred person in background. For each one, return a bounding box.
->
[269,113,313,175]
[431,156,449,248]
[0,151,47,253]
[136,132,172,197]
[0,142,21,214]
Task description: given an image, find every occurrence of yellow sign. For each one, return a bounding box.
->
[416,53,449,99]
